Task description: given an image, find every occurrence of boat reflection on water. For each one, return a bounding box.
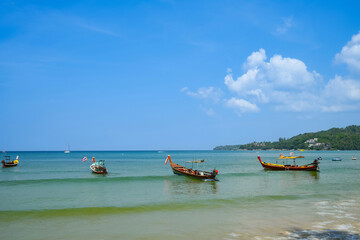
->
[307,170,319,180]
[260,170,320,191]
[283,170,320,182]
[279,169,320,181]
[164,177,218,196]
[286,171,320,186]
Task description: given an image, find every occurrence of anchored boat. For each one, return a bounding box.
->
[90,157,108,174]
[64,144,71,154]
[257,154,320,171]
[165,155,218,180]
[2,155,19,168]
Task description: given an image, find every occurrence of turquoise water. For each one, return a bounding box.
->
[1,151,360,239]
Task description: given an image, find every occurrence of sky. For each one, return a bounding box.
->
[1,0,360,151]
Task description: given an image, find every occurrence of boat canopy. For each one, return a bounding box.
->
[278,156,305,159]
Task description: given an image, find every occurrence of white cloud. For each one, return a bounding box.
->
[226,49,320,93]
[321,105,358,112]
[323,75,360,101]
[272,91,322,112]
[224,48,322,112]
[185,31,360,116]
[223,43,360,113]
[225,68,259,93]
[265,54,320,89]
[181,86,223,102]
[248,89,269,103]
[244,48,266,69]
[226,97,259,113]
[335,31,360,73]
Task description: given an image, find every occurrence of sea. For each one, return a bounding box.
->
[1,150,359,240]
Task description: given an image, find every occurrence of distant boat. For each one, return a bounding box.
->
[2,155,19,168]
[332,157,342,161]
[64,145,70,154]
[90,158,107,174]
[257,154,320,171]
[165,155,218,180]
[352,156,356,160]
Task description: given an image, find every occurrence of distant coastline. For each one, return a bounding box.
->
[214,125,360,151]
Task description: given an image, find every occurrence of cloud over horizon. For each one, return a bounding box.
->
[183,31,360,116]
[224,48,322,112]
[335,31,360,73]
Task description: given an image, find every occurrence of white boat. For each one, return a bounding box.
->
[64,145,70,154]
[352,156,356,160]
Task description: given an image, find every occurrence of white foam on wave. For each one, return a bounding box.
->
[335,213,357,220]
[338,200,356,207]
[316,211,335,216]
[313,220,334,229]
[314,201,329,207]
[311,198,360,237]
[228,232,240,238]
[335,224,355,231]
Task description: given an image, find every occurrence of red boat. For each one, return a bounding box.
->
[165,155,218,181]
[257,154,319,171]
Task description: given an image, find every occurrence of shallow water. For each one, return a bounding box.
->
[0,150,359,239]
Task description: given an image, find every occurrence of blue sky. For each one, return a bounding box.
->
[1,0,360,150]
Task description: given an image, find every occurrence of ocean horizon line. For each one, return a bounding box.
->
[2,149,360,152]
[2,149,214,152]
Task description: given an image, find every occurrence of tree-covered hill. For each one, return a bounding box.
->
[213,125,360,150]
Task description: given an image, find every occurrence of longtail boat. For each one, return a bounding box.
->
[2,156,19,168]
[257,154,320,171]
[90,157,108,174]
[165,155,218,180]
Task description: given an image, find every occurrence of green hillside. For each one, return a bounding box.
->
[214,125,360,150]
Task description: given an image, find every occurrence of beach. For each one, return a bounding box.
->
[1,150,360,239]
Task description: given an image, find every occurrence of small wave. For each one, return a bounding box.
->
[0,175,171,186]
[1,172,265,186]
[0,202,217,219]
[0,193,306,219]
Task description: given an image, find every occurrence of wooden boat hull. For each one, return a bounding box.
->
[169,161,217,181]
[172,167,216,180]
[257,156,319,171]
[2,162,18,168]
[90,164,107,174]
